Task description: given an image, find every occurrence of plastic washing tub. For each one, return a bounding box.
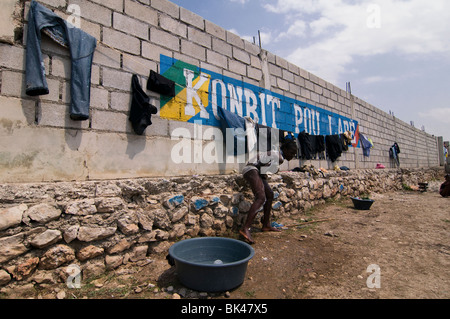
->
[351,197,375,210]
[168,237,255,292]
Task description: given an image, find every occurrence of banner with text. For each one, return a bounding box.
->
[159,54,359,144]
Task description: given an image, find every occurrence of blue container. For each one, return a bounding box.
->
[169,237,255,292]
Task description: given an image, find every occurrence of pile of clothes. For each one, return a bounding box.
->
[297,130,353,163]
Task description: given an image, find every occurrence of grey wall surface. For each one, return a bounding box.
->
[0,0,440,183]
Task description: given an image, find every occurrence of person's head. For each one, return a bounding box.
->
[281,139,298,161]
[445,174,450,181]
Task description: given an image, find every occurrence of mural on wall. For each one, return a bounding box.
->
[158,54,359,146]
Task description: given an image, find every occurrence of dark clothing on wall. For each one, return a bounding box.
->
[26,0,97,120]
[297,132,325,160]
[147,70,176,97]
[129,74,157,135]
[313,135,325,154]
[298,131,314,160]
[325,134,344,162]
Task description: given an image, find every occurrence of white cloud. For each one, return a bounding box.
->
[418,108,450,125]
[230,0,249,4]
[264,0,450,84]
[277,20,307,39]
[362,76,398,84]
[417,108,450,140]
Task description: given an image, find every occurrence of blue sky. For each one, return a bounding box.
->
[170,0,450,142]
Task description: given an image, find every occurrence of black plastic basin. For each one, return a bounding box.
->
[351,197,375,210]
[169,237,255,292]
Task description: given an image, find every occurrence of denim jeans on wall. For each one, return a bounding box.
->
[25,0,97,121]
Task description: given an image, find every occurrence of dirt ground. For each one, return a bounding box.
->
[3,180,449,300]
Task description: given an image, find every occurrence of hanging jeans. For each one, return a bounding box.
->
[25,0,97,120]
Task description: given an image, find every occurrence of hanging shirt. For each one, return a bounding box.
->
[359,134,373,157]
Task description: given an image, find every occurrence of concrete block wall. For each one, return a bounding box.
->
[0,0,441,183]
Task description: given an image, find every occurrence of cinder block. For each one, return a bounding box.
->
[151,0,180,19]
[226,31,244,49]
[205,21,226,40]
[91,109,129,133]
[277,78,289,91]
[90,0,123,11]
[70,0,112,27]
[314,84,323,95]
[91,65,101,85]
[181,40,206,61]
[275,56,288,70]
[173,52,200,67]
[206,50,227,68]
[38,102,89,129]
[151,28,180,52]
[102,68,133,91]
[103,28,141,55]
[268,63,282,77]
[113,12,148,40]
[180,7,204,30]
[160,14,187,38]
[125,0,158,26]
[51,56,71,79]
[289,83,301,96]
[228,59,246,77]
[294,75,305,88]
[232,48,250,65]
[93,44,121,69]
[111,91,131,112]
[2,71,56,101]
[145,116,169,137]
[0,0,17,44]
[247,66,262,82]
[90,87,109,110]
[244,41,260,56]
[122,54,158,77]
[199,61,222,75]
[212,38,232,58]
[188,27,211,49]
[0,44,25,71]
[142,41,172,62]
[250,55,261,69]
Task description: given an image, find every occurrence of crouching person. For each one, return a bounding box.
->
[440,174,450,198]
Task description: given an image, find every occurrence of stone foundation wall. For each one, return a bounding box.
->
[0,167,443,288]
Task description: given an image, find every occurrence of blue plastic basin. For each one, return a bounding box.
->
[169,237,255,292]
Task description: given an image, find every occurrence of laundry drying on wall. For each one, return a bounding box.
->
[296,131,353,163]
[129,75,157,135]
[359,133,374,157]
[147,70,176,97]
[297,131,325,160]
[127,71,176,135]
[25,0,97,121]
[389,142,401,167]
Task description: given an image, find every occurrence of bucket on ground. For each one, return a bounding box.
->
[168,237,255,292]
